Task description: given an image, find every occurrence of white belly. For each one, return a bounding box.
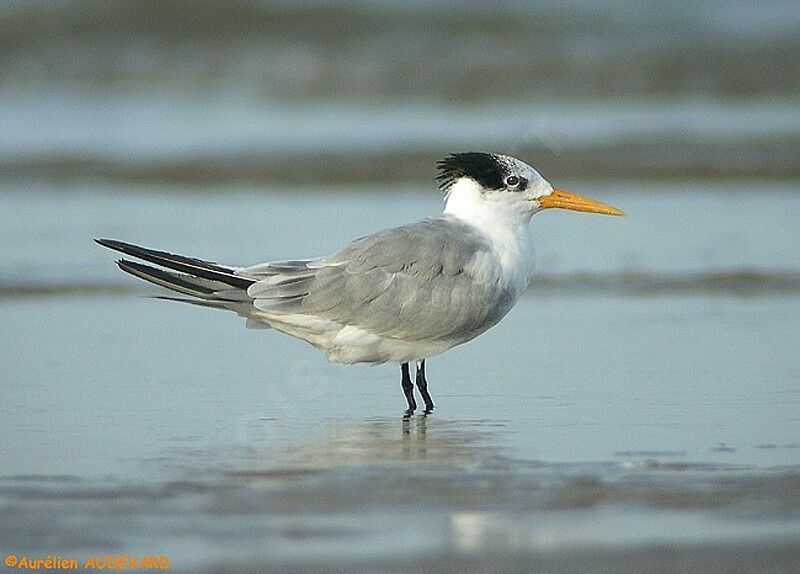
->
[326,325,461,364]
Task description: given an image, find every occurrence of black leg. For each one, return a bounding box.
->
[401,362,416,414]
[415,360,435,413]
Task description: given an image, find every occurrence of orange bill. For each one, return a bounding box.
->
[538,188,625,216]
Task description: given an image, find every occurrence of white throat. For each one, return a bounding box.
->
[442,178,536,285]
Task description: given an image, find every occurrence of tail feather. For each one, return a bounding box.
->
[96,239,254,290]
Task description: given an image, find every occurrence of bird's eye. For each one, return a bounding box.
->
[505,175,520,187]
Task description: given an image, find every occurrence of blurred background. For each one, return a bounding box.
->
[3,0,800,290]
[2,2,800,572]
[2,0,799,187]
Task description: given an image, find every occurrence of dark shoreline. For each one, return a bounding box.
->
[5,270,800,300]
[5,136,800,186]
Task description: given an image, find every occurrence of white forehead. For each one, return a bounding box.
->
[494,154,542,179]
[494,154,553,196]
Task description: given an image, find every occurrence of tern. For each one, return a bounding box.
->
[97,152,623,413]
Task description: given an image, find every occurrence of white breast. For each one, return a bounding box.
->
[443,178,536,299]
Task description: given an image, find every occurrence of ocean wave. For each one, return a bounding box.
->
[2,0,799,183]
[1,0,798,101]
[3,93,799,183]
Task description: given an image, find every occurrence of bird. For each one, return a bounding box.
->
[96,152,623,414]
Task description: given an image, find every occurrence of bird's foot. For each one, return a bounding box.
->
[420,395,434,412]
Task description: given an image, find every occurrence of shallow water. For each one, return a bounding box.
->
[3,1,799,569]
[2,292,800,572]
[3,0,800,183]
[1,183,799,572]
[2,292,799,475]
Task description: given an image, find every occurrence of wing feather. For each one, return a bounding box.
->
[248,217,515,342]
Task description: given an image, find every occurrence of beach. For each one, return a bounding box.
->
[1,1,799,571]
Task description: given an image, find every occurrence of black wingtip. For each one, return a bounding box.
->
[97,238,252,289]
[96,238,129,250]
[96,238,130,251]
[115,258,218,296]
[115,258,138,274]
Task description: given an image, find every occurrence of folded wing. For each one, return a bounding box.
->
[247,217,515,342]
[97,217,515,345]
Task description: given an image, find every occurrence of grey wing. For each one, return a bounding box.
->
[245,217,516,342]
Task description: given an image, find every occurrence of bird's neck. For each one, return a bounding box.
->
[443,179,536,283]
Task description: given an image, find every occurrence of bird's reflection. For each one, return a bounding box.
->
[401,414,427,460]
[233,415,506,476]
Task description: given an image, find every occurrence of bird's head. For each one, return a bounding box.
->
[436,152,624,218]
